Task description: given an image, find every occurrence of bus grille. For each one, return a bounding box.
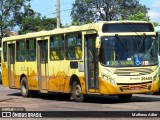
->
[114,68,153,76]
[120,84,147,90]
[118,83,152,91]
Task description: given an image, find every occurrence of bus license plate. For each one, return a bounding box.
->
[130,86,141,90]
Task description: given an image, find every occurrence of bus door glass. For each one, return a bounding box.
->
[84,34,99,92]
[8,43,16,87]
[38,40,49,90]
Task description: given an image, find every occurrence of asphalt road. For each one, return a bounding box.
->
[1,84,160,120]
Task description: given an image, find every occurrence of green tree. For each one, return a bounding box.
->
[119,1,149,20]
[40,17,57,30]
[152,22,158,27]
[19,16,57,34]
[71,0,149,25]
[127,11,150,21]
[0,0,34,38]
[19,15,41,34]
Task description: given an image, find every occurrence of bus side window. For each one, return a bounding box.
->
[50,35,64,61]
[66,33,82,60]
[75,35,82,59]
[26,39,36,61]
[75,46,82,59]
[67,47,76,59]
[29,52,36,61]
[16,40,25,62]
[51,51,59,60]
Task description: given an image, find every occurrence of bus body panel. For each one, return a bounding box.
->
[2,62,9,87]
[99,77,159,94]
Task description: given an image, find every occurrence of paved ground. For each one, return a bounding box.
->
[1,84,160,120]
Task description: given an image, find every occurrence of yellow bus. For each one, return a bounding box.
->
[0,47,2,83]
[155,26,160,93]
[2,21,159,102]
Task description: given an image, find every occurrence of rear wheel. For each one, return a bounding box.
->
[20,77,31,97]
[118,94,132,101]
[71,81,84,102]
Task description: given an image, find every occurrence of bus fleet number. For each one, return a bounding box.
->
[141,77,152,81]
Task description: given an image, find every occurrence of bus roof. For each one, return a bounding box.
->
[2,21,153,41]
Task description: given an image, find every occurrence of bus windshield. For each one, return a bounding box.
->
[100,35,158,67]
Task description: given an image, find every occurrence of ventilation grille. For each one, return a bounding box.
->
[114,68,153,76]
[118,82,152,91]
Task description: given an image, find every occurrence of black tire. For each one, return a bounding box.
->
[71,81,84,102]
[20,77,31,97]
[118,94,132,101]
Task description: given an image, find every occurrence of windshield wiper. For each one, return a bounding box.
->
[137,33,146,50]
[115,34,128,50]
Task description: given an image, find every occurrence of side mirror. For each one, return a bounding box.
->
[96,37,101,48]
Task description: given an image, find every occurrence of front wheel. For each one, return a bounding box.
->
[20,77,31,97]
[118,94,132,101]
[71,81,84,102]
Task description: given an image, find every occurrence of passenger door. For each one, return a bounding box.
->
[8,43,16,87]
[84,34,99,93]
[37,37,49,91]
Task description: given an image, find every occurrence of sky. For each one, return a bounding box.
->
[30,0,74,26]
[30,0,160,26]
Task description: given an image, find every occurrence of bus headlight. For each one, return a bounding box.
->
[109,78,117,85]
[101,74,117,85]
[101,74,108,81]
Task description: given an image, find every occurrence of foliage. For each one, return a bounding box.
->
[19,15,41,34]
[152,22,159,27]
[0,0,33,38]
[71,0,149,25]
[19,16,57,34]
[127,11,150,21]
[0,0,58,36]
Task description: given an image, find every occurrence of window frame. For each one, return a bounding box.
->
[16,40,26,62]
[26,38,36,61]
[65,32,82,60]
[50,35,64,61]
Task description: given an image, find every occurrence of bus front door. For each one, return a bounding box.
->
[84,34,99,93]
[38,40,49,91]
[8,43,16,87]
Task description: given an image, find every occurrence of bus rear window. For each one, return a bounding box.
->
[102,23,154,32]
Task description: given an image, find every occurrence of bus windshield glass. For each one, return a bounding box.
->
[100,36,158,67]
